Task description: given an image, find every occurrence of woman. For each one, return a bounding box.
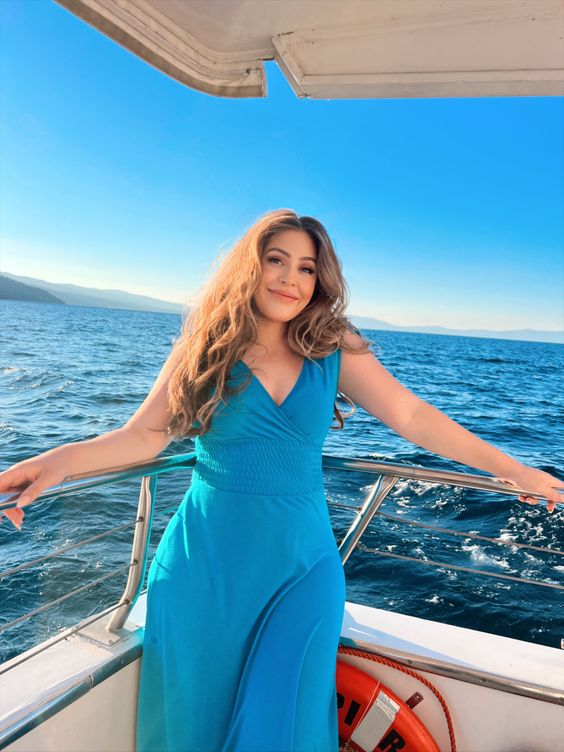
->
[0,209,562,752]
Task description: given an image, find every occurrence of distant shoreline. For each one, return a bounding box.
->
[1,273,562,345]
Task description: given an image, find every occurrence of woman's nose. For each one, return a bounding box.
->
[279,264,297,284]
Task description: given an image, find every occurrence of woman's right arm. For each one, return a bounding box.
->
[0,340,185,520]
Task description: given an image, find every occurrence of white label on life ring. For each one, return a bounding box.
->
[350,689,400,750]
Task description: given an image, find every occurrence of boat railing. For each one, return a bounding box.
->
[0,452,562,645]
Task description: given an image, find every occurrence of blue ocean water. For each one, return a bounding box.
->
[1,300,563,664]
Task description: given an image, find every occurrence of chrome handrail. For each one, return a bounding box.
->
[0,453,562,639]
[322,455,546,496]
[0,452,197,513]
[0,452,197,635]
[0,452,552,513]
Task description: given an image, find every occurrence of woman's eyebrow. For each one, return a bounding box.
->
[266,246,317,263]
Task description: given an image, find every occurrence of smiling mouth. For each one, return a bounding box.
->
[269,289,298,301]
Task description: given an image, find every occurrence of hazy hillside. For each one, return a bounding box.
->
[348,314,564,344]
[0,274,65,305]
[6,273,183,314]
[3,272,563,344]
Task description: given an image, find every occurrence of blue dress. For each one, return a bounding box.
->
[136,349,345,751]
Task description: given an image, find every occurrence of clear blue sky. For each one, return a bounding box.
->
[1,0,563,331]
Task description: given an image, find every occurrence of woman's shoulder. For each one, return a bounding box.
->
[341,327,366,349]
[340,327,373,356]
[311,327,367,366]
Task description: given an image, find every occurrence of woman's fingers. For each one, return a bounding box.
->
[546,484,564,513]
[0,464,35,494]
[0,507,24,530]
[518,494,539,505]
[547,484,564,513]
[14,480,43,508]
[500,474,560,514]
[0,454,69,531]
[1,478,49,530]
[0,467,31,530]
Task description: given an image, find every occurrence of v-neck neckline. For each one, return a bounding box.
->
[238,356,307,409]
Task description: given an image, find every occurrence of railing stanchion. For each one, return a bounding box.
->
[338,474,398,565]
[107,474,158,632]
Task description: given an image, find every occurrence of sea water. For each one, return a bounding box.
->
[1,300,562,663]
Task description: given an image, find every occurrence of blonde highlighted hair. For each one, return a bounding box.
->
[164,209,371,439]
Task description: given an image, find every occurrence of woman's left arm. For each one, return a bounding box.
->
[400,399,562,512]
[339,334,564,514]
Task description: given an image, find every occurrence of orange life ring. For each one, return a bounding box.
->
[336,659,440,752]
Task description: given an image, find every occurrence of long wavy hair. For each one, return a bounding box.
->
[164,209,371,439]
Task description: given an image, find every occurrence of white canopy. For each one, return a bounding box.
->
[55,0,564,99]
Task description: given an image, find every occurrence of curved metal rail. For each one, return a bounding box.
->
[0,452,197,636]
[0,452,562,638]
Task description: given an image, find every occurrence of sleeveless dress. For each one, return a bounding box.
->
[136,348,345,752]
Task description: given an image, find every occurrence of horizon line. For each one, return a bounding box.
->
[1,270,563,339]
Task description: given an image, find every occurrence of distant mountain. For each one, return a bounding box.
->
[4,273,183,314]
[347,314,564,345]
[0,274,66,305]
[2,272,563,344]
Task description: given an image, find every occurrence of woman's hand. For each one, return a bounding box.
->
[0,448,72,530]
[498,464,564,514]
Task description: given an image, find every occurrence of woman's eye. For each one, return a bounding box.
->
[266,256,315,275]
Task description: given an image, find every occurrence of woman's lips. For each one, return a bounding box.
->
[269,289,298,301]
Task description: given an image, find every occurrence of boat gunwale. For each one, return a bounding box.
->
[1,596,563,750]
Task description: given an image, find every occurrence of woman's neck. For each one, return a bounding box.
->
[253,318,289,354]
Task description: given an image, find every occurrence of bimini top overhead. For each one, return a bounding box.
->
[55,0,564,99]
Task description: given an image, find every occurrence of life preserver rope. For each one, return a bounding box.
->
[337,645,457,752]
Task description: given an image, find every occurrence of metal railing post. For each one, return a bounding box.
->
[107,474,158,633]
[338,474,398,565]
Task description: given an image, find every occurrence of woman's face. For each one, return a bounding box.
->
[254,229,318,323]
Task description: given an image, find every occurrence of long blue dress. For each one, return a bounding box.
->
[136,348,345,751]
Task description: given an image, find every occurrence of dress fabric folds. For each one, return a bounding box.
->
[136,348,345,752]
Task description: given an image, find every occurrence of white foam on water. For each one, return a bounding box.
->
[462,543,511,570]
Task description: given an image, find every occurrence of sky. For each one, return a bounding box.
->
[1,0,563,332]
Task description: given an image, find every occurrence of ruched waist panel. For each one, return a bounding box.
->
[193,437,324,495]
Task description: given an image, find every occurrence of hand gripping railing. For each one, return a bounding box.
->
[0,453,562,640]
[0,452,198,637]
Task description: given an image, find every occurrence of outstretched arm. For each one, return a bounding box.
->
[338,332,563,513]
[0,339,185,529]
